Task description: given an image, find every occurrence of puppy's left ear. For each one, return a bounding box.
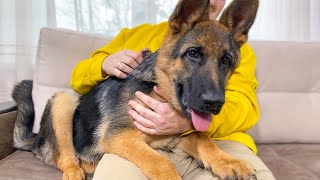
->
[219,0,259,46]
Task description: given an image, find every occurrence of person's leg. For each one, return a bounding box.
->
[93,149,213,180]
[93,154,148,180]
[93,140,275,180]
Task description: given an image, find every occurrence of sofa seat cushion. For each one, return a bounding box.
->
[257,143,320,180]
[0,150,92,180]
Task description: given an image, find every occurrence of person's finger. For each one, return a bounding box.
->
[153,86,165,99]
[124,50,143,64]
[117,61,134,74]
[128,100,159,120]
[135,53,144,64]
[133,121,159,135]
[134,91,162,112]
[128,110,155,129]
[113,68,127,79]
[122,56,139,69]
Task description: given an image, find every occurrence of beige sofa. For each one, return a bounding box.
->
[0,27,319,180]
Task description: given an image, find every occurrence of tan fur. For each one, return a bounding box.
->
[51,92,84,180]
[149,90,166,103]
[97,119,110,152]
[156,54,184,111]
[80,161,97,174]
[106,129,181,180]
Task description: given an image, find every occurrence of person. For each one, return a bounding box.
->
[70,0,275,179]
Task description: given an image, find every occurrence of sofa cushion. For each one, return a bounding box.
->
[32,28,112,133]
[0,151,62,179]
[248,41,320,143]
[257,143,320,180]
[0,150,92,180]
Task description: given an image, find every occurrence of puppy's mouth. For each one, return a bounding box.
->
[176,83,212,132]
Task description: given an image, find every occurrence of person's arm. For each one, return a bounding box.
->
[70,23,168,95]
[70,28,126,95]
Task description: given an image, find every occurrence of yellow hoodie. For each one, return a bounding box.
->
[70,22,260,154]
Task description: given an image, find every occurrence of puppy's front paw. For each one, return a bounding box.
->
[63,166,85,180]
[205,155,256,180]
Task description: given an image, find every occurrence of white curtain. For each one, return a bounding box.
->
[54,0,320,41]
[0,0,320,103]
[248,0,320,41]
[54,0,179,36]
[0,0,49,103]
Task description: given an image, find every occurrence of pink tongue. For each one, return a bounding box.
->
[191,110,212,132]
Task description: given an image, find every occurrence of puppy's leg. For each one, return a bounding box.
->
[51,92,85,180]
[178,132,256,180]
[80,161,97,174]
[104,129,181,180]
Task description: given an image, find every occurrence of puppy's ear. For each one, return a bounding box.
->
[219,0,259,46]
[169,0,210,34]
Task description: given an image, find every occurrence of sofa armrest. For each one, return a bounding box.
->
[0,101,17,160]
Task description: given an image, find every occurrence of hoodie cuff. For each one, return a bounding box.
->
[89,53,110,84]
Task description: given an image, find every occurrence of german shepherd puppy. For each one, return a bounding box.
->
[12,0,259,179]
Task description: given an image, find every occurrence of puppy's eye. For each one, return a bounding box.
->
[187,48,199,59]
[221,55,232,67]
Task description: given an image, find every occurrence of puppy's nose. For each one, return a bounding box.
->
[201,93,224,115]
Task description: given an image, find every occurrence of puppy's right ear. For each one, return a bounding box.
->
[219,0,259,46]
[169,0,210,34]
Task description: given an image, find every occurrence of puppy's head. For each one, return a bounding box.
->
[156,0,259,131]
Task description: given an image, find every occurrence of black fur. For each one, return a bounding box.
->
[12,80,36,151]
[72,52,158,154]
[32,99,57,165]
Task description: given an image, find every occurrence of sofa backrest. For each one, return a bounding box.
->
[32,27,320,143]
[32,28,112,133]
[249,41,320,143]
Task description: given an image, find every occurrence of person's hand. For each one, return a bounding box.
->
[128,86,193,135]
[102,48,149,79]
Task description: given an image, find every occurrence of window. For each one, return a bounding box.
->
[54,0,320,41]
